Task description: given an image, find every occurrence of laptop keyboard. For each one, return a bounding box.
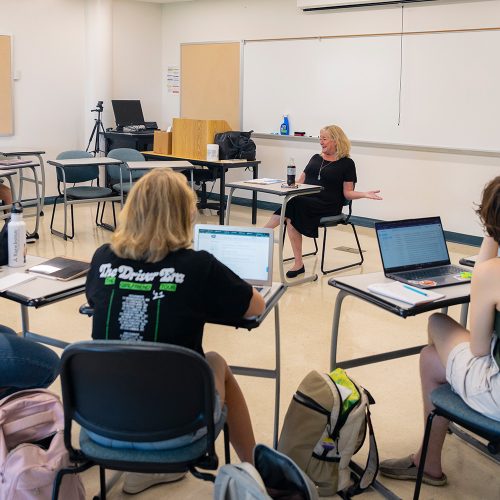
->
[399,265,464,280]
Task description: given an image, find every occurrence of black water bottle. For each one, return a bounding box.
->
[287,157,296,186]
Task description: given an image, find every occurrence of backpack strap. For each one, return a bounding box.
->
[340,389,379,499]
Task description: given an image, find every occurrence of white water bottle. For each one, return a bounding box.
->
[8,203,26,268]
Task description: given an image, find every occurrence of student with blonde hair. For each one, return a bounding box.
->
[264,124,382,277]
[86,168,264,494]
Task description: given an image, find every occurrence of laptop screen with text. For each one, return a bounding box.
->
[193,225,273,286]
[376,217,450,273]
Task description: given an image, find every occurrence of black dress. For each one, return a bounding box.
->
[275,154,357,238]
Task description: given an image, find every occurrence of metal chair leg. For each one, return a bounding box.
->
[223,422,231,464]
[99,466,107,500]
[413,411,437,500]
[320,223,364,275]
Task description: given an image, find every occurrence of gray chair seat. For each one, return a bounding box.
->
[430,384,500,441]
[111,182,134,194]
[65,186,112,199]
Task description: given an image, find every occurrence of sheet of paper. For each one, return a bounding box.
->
[0,273,35,292]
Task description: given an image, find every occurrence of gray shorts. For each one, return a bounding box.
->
[446,338,500,422]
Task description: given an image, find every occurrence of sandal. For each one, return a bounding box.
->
[380,455,447,486]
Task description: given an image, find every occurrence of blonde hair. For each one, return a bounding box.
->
[321,125,351,159]
[111,168,197,263]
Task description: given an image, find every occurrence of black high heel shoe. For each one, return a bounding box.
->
[286,266,305,278]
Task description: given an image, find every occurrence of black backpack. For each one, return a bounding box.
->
[214,130,256,160]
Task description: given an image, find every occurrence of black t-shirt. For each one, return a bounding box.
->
[86,244,253,355]
[303,154,357,207]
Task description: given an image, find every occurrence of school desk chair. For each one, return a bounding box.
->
[53,340,230,500]
[413,384,500,500]
[284,198,364,275]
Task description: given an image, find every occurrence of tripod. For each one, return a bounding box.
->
[86,104,106,156]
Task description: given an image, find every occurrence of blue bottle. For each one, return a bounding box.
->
[280,115,289,135]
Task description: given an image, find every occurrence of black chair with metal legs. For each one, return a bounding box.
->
[52,341,230,500]
[49,151,116,240]
[284,199,363,275]
[413,384,500,500]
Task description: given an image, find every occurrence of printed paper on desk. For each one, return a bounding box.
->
[368,281,445,306]
[0,273,35,292]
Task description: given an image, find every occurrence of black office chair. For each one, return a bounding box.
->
[284,198,364,275]
[413,384,500,499]
[53,341,230,500]
[192,167,229,211]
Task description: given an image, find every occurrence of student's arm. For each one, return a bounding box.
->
[343,181,383,201]
[243,288,266,318]
[476,235,499,264]
[468,258,499,356]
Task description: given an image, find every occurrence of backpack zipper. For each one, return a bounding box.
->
[294,391,330,416]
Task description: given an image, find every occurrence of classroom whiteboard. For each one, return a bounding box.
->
[242,30,500,151]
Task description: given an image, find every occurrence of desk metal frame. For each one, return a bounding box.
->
[143,152,260,225]
[0,162,42,238]
[0,149,46,214]
[225,181,323,286]
[329,275,470,370]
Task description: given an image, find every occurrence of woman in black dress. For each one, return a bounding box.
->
[265,125,382,278]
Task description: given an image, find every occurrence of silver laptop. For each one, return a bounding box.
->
[193,224,274,297]
[375,217,471,289]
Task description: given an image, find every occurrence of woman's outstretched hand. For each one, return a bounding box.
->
[365,190,383,200]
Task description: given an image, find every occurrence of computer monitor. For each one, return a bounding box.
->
[111,100,145,128]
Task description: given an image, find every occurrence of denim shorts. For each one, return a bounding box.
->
[86,393,222,450]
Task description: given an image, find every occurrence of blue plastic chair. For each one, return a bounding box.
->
[413,384,500,499]
[49,151,118,239]
[53,341,230,500]
[106,148,146,194]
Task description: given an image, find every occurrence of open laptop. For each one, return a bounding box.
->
[193,224,275,298]
[375,217,471,289]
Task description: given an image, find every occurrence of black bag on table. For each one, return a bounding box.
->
[215,130,256,161]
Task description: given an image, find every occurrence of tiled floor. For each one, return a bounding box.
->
[8,202,498,499]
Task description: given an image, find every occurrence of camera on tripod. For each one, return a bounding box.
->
[92,100,104,113]
[86,101,105,155]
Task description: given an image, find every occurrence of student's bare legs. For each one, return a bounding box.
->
[411,313,470,477]
[264,215,304,270]
[205,351,256,463]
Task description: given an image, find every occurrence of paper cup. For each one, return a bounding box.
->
[207,144,219,161]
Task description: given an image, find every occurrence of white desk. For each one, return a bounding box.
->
[47,157,123,239]
[328,271,470,370]
[0,256,86,349]
[225,180,323,286]
[120,160,195,205]
[0,161,42,238]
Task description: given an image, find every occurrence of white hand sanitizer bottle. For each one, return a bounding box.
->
[8,203,26,267]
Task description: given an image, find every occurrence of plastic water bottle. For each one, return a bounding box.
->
[280,115,290,135]
[8,203,26,268]
[287,158,296,186]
